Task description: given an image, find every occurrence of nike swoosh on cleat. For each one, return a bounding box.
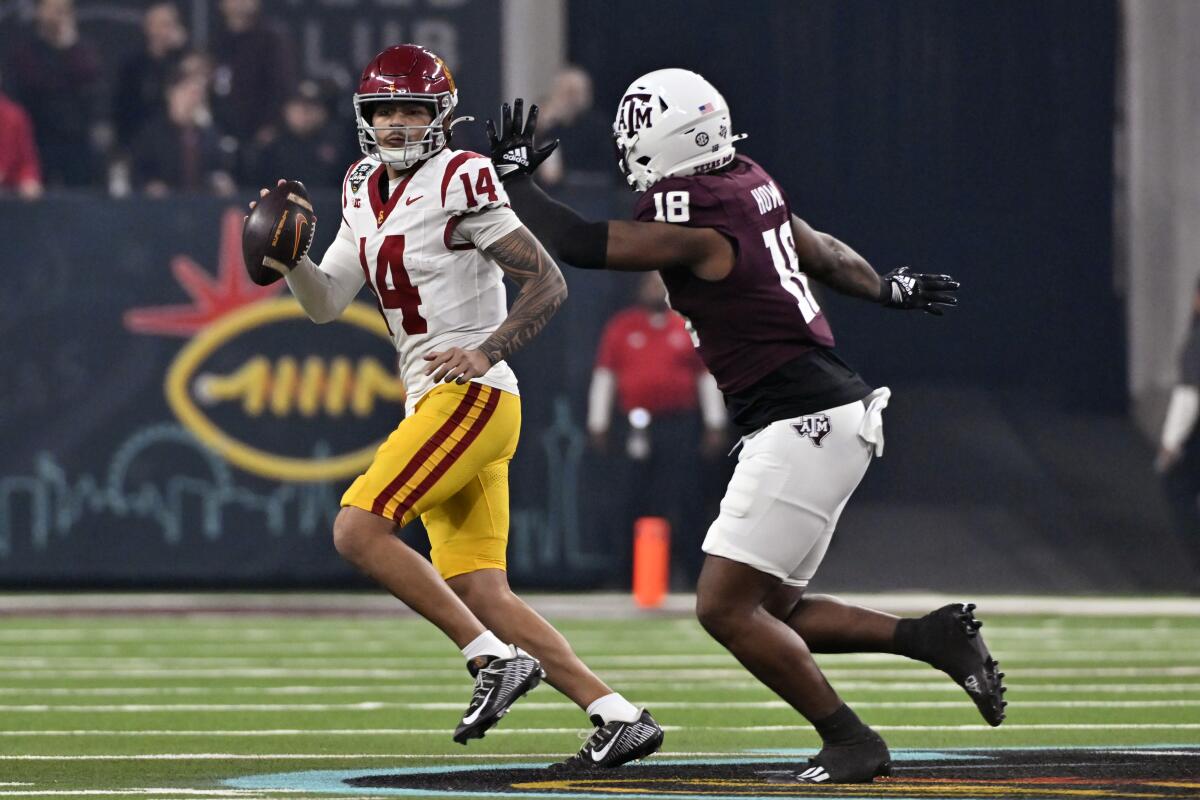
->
[590,735,619,763]
[460,689,493,726]
[406,196,423,205]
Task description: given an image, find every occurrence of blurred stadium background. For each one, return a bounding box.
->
[2,0,1199,594]
[3,1,1200,797]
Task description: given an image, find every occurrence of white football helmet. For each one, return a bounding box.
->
[612,68,746,192]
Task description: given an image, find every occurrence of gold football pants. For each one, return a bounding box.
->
[341,382,520,579]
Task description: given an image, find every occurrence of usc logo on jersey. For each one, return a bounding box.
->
[124,209,405,482]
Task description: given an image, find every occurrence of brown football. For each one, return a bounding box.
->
[241,180,317,286]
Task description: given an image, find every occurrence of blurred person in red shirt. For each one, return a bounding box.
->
[587,272,728,586]
[4,0,104,187]
[0,85,44,200]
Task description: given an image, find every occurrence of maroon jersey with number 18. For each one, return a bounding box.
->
[633,155,834,394]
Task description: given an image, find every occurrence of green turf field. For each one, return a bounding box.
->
[1,600,1198,798]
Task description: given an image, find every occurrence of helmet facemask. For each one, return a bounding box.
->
[613,131,653,190]
[355,93,455,169]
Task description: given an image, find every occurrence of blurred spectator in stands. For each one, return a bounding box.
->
[114,3,188,151]
[587,273,728,587]
[250,80,343,189]
[4,0,104,187]
[131,69,234,197]
[0,81,44,201]
[211,0,294,163]
[178,51,216,84]
[536,66,614,188]
[1156,277,1200,589]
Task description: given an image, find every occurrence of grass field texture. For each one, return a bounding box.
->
[1,600,1198,797]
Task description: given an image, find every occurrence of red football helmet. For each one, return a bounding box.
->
[354,44,459,168]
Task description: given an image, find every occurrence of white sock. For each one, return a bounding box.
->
[460,630,511,663]
[586,693,640,724]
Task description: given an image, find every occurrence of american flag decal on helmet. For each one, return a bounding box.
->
[698,102,716,113]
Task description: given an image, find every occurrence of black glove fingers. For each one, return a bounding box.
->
[925,292,958,305]
[535,138,560,157]
[501,102,512,137]
[525,103,540,137]
[512,98,525,134]
[485,117,499,145]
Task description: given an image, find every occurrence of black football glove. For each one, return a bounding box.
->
[879,266,960,315]
[485,98,559,181]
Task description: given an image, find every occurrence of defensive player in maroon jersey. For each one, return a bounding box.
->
[487,70,1006,784]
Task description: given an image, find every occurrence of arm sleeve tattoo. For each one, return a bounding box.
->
[479,226,568,365]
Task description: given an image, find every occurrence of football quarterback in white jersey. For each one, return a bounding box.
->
[247,44,662,767]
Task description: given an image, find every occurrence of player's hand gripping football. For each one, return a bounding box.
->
[423,347,493,385]
[486,98,559,181]
[879,266,960,315]
[242,179,317,285]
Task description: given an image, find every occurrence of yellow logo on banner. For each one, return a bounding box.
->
[125,210,403,482]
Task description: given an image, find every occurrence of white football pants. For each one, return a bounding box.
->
[702,387,891,586]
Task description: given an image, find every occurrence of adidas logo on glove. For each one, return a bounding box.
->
[503,146,530,166]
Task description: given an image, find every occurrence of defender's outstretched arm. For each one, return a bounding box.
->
[788,215,883,301]
[790,215,959,314]
[505,178,733,277]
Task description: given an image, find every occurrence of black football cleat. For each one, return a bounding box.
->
[452,647,544,745]
[553,709,664,769]
[921,602,1007,726]
[770,730,892,784]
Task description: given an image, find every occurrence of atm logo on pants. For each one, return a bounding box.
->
[792,414,831,447]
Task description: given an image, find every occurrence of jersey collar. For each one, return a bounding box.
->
[368,158,426,229]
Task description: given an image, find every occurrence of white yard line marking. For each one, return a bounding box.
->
[2,681,1200,695]
[1,725,1199,761]
[3,666,1200,682]
[0,703,395,712]
[0,791,274,797]
[0,752,740,761]
[2,681,1199,697]
[0,790,291,797]
[392,699,1200,711]
[5,697,1200,717]
[2,590,1200,615]
[722,723,1200,732]
[0,650,1196,667]
[2,728,596,737]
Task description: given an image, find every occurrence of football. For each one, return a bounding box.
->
[241,180,317,286]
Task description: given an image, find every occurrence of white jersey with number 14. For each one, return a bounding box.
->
[289,147,523,415]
